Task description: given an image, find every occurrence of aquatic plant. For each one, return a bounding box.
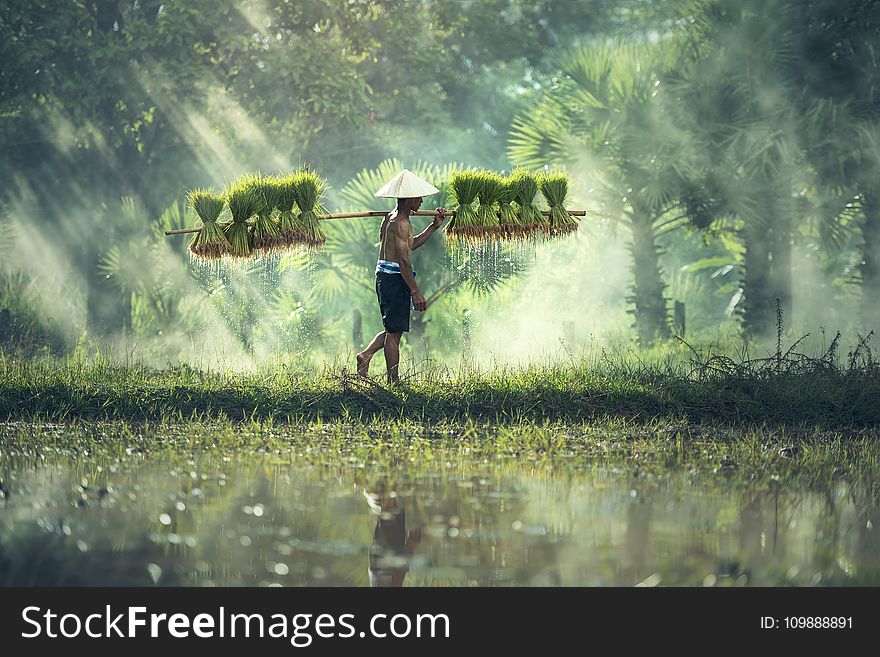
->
[509,168,546,237]
[445,169,482,243]
[540,171,578,236]
[276,173,303,249]
[250,175,285,254]
[290,168,328,249]
[186,189,229,260]
[473,170,504,239]
[497,177,522,239]
[222,174,261,258]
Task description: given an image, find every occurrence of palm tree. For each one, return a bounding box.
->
[785,0,880,327]
[99,198,192,344]
[669,0,811,336]
[856,125,880,325]
[672,0,880,336]
[508,42,699,345]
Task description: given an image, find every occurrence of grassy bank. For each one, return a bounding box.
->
[2,345,879,427]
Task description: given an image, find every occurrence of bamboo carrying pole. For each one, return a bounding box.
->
[164,209,587,236]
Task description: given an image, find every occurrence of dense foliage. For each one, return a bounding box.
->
[1,0,879,365]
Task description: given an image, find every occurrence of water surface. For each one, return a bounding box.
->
[2,439,877,587]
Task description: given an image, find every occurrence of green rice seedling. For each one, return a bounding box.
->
[250,175,285,254]
[290,169,328,249]
[186,188,230,260]
[276,173,303,249]
[473,170,503,240]
[509,168,546,238]
[497,177,520,240]
[223,174,261,258]
[540,171,578,236]
[445,169,482,243]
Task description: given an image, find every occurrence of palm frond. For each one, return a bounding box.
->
[507,106,575,169]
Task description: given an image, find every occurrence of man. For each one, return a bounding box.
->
[364,479,421,587]
[356,169,447,383]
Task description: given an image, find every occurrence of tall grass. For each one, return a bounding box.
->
[2,330,878,427]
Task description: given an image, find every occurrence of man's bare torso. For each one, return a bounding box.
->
[378,211,414,263]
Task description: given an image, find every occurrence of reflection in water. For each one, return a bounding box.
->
[623,492,653,582]
[1,452,879,586]
[365,480,421,587]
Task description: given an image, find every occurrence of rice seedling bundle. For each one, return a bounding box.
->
[187,188,229,260]
[473,170,503,240]
[445,169,482,242]
[250,175,285,253]
[509,168,546,237]
[540,171,578,236]
[276,173,303,248]
[223,174,261,258]
[497,177,521,239]
[172,167,583,258]
[290,169,328,249]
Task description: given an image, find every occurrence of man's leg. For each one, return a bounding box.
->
[383,332,402,384]
[357,331,386,377]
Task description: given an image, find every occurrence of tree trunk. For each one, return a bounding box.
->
[861,188,880,329]
[768,223,792,322]
[741,176,794,338]
[627,215,670,345]
[740,219,774,337]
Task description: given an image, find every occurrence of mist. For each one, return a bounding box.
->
[2,0,878,372]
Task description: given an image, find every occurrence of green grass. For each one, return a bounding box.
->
[2,347,879,427]
[2,415,879,492]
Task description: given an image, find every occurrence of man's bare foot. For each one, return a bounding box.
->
[356,351,371,377]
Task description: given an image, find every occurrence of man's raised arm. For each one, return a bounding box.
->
[412,207,447,250]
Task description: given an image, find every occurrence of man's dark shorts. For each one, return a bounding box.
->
[376,272,411,333]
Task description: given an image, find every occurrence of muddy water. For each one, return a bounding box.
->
[2,448,878,587]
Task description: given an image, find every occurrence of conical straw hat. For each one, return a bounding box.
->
[374,169,440,198]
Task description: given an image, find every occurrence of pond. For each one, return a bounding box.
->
[1,428,878,587]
